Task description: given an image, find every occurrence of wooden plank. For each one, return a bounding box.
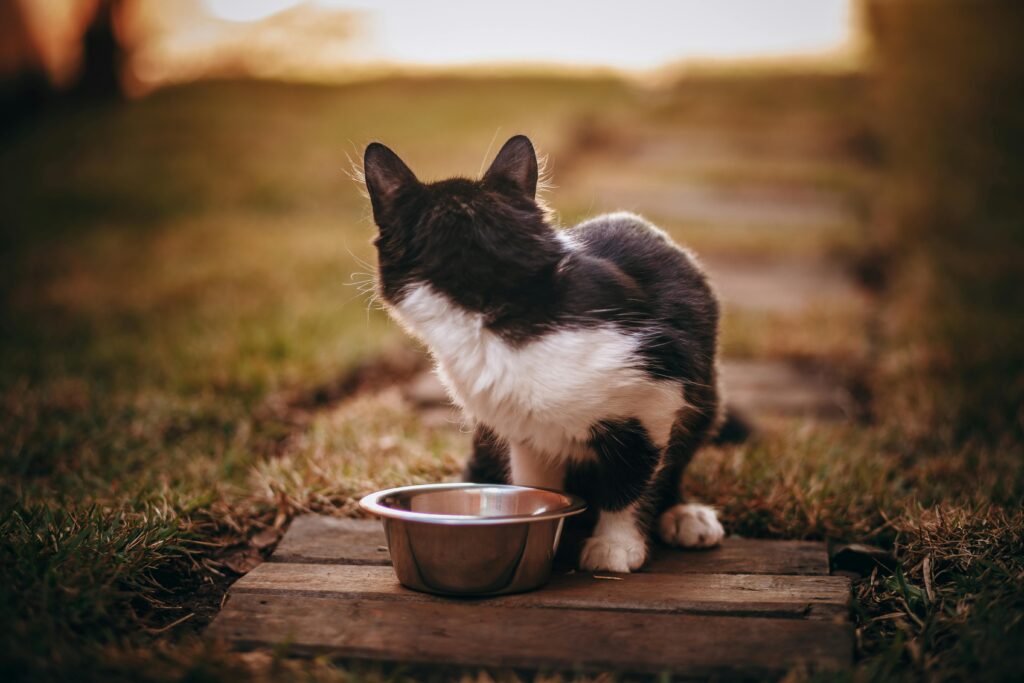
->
[232,562,850,619]
[272,516,391,565]
[209,593,853,677]
[273,516,831,576]
[648,538,831,576]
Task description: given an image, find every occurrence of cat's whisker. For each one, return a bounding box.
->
[363,292,386,326]
[340,284,379,307]
[478,127,502,177]
[347,279,377,290]
[342,239,377,272]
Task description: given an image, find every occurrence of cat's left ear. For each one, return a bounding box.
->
[483,135,538,199]
[364,142,418,223]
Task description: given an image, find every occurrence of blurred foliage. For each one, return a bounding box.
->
[844,0,1024,679]
[868,0,1024,444]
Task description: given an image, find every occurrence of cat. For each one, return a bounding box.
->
[362,134,728,573]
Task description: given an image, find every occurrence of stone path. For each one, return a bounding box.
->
[719,360,852,420]
[575,173,857,229]
[401,358,852,430]
[701,256,861,314]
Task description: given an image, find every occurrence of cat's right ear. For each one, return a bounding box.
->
[483,135,538,199]
[363,142,418,223]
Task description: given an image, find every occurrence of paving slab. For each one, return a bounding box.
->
[402,357,851,425]
[702,256,861,314]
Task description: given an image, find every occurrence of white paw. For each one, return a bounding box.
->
[658,503,725,548]
[579,534,647,573]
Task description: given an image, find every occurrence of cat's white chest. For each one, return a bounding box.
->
[391,284,685,456]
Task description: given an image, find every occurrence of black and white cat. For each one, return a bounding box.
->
[363,135,727,573]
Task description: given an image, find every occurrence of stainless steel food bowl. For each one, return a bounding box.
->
[359,483,587,596]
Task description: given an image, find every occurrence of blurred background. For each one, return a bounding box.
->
[1,1,1022,681]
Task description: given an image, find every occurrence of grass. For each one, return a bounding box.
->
[0,52,1021,682]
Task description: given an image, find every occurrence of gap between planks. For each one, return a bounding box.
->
[271,515,833,576]
[232,562,850,620]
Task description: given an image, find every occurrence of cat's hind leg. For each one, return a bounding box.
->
[653,383,725,549]
[658,502,724,548]
[567,418,662,573]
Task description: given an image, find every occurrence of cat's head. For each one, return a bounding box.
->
[362,135,561,315]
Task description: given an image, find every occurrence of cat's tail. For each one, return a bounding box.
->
[711,405,753,445]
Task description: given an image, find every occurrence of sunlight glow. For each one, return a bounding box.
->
[314,0,852,68]
[131,0,854,88]
[204,0,304,23]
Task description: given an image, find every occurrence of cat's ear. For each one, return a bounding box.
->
[363,142,418,222]
[483,135,538,199]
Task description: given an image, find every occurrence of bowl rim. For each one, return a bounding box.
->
[359,482,587,526]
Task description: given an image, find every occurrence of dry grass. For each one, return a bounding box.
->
[251,390,468,518]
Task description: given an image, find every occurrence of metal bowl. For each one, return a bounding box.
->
[359,483,587,596]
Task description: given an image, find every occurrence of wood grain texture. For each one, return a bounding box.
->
[647,538,830,576]
[273,515,831,576]
[208,592,853,677]
[272,516,392,565]
[232,562,850,619]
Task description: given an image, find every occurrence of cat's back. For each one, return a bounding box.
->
[562,212,718,329]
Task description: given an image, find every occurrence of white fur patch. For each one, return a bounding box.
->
[391,283,685,459]
[579,505,647,573]
[555,230,579,251]
[658,503,725,548]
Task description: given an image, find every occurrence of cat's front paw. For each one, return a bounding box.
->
[658,503,725,548]
[579,534,647,573]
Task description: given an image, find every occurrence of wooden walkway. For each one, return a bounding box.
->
[208,515,853,678]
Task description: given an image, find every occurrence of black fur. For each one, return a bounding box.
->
[565,418,662,512]
[366,136,564,340]
[651,380,720,516]
[463,425,510,485]
[711,406,753,445]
